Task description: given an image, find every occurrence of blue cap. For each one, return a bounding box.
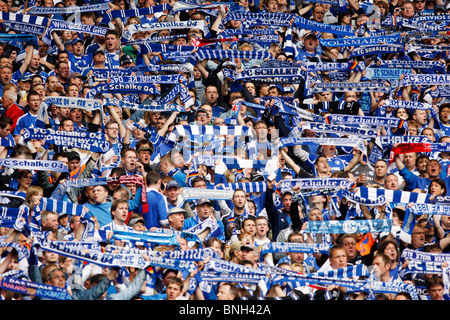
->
[72,38,83,45]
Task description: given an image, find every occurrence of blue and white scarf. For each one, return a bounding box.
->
[122,20,210,41]
[23,128,111,153]
[0,158,68,173]
[218,28,277,38]
[178,188,234,207]
[400,73,450,87]
[45,96,102,111]
[50,177,108,200]
[105,98,184,113]
[320,34,401,47]
[35,235,197,272]
[260,242,331,258]
[278,136,367,154]
[0,205,30,232]
[326,114,400,128]
[301,122,377,138]
[169,0,225,15]
[399,249,450,277]
[100,4,172,25]
[349,44,404,58]
[214,182,266,193]
[312,81,391,94]
[235,67,304,84]
[29,2,110,15]
[0,33,39,47]
[86,81,159,98]
[0,275,72,300]
[278,178,355,191]
[376,59,446,73]
[112,229,180,246]
[305,219,392,234]
[192,48,273,61]
[383,99,434,111]
[354,187,432,204]
[169,124,253,140]
[294,15,355,36]
[223,12,295,27]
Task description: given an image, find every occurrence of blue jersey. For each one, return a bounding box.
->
[143,188,169,229]
[13,113,37,136]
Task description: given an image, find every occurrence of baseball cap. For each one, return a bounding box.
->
[197,198,213,206]
[18,73,33,82]
[127,217,145,227]
[241,244,257,252]
[137,144,154,154]
[68,72,87,81]
[195,107,208,116]
[167,207,187,217]
[303,31,317,40]
[93,48,105,56]
[120,54,133,66]
[67,151,80,161]
[166,180,181,189]
[72,38,83,45]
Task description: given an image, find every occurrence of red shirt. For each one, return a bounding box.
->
[5,104,24,132]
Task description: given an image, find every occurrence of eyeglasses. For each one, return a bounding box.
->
[413,0,425,3]
[107,127,119,131]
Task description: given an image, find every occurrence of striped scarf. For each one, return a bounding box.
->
[354,187,431,204]
[100,4,172,25]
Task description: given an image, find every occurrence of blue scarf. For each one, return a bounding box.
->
[376,59,446,73]
[86,82,159,98]
[260,242,331,258]
[279,178,355,191]
[305,219,392,234]
[22,128,111,153]
[50,177,108,200]
[0,274,72,300]
[354,187,432,204]
[294,15,355,36]
[235,67,304,84]
[383,99,434,110]
[0,33,38,47]
[123,20,210,41]
[0,158,68,173]
[100,4,172,25]
[312,81,391,94]
[400,73,450,87]
[105,98,184,113]
[302,122,377,138]
[112,229,180,246]
[29,2,110,14]
[399,249,450,277]
[326,114,400,128]
[320,34,401,47]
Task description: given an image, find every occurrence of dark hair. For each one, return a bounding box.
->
[429,178,447,195]
[110,167,126,177]
[146,170,161,185]
[0,115,13,129]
